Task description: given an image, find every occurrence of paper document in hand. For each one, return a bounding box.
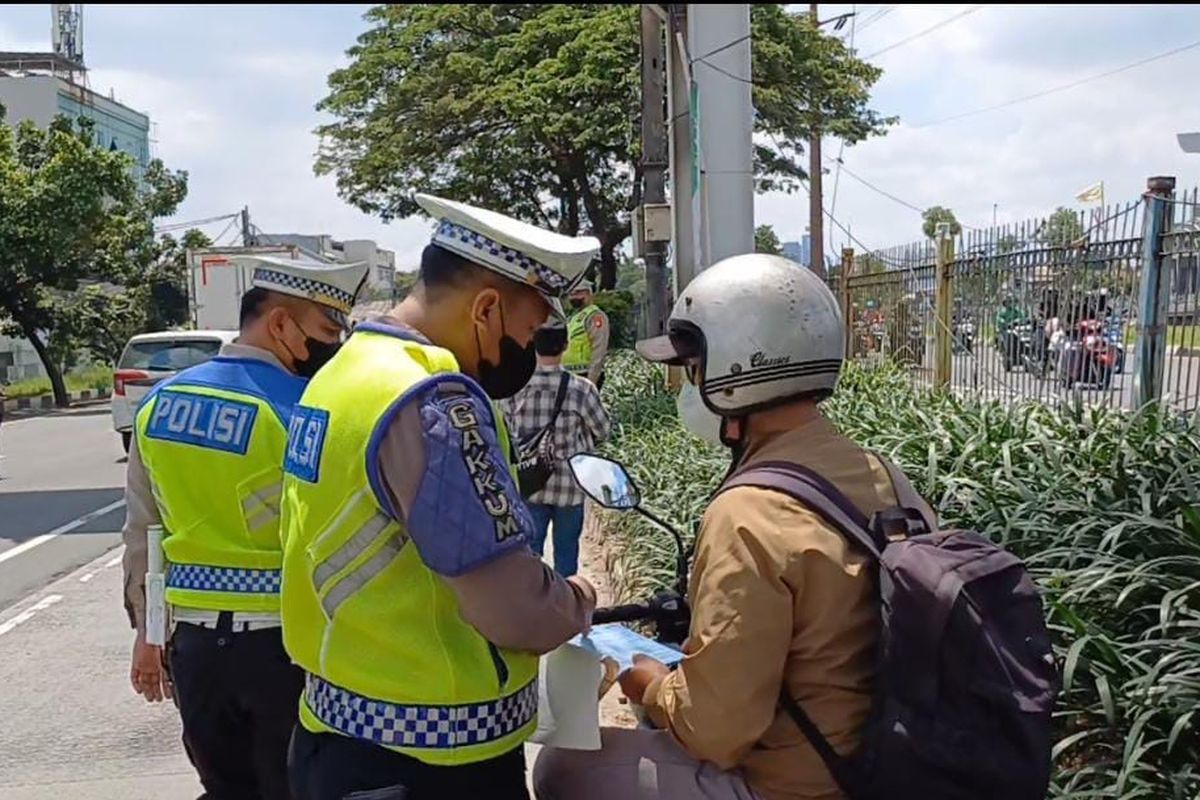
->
[571,623,684,672]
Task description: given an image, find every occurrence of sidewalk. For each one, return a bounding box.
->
[0,510,624,799]
[0,550,200,800]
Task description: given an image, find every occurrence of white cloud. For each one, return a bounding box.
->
[757,4,1200,256]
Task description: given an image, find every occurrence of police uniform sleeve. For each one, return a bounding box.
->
[372,376,595,652]
[121,434,163,631]
[367,376,531,576]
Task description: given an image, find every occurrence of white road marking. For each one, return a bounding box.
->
[80,552,125,583]
[0,498,126,566]
[0,594,63,637]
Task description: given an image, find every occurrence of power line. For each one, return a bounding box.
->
[829,3,858,223]
[864,5,983,60]
[154,212,239,234]
[915,37,1200,128]
[827,157,983,231]
[690,34,751,65]
[693,56,757,86]
[856,5,894,34]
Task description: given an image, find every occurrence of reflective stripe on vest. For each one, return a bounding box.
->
[305,673,538,750]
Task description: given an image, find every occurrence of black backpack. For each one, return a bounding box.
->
[721,458,1059,800]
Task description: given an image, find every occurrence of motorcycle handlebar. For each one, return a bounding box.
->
[592,603,653,625]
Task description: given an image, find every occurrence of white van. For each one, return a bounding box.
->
[111,330,239,452]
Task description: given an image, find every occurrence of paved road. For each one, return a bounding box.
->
[0,403,201,799]
[0,404,129,610]
[0,404,551,799]
[0,550,201,800]
[903,344,1200,411]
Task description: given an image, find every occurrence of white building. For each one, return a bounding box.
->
[0,54,153,383]
[256,233,396,296]
[0,335,48,384]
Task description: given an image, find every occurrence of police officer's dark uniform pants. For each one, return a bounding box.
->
[288,725,530,800]
[169,612,304,800]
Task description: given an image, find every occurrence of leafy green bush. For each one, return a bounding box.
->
[592,290,636,349]
[5,365,111,399]
[598,351,1200,799]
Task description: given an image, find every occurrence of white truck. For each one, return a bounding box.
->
[186,245,303,330]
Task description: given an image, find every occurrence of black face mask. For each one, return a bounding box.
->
[285,318,342,379]
[569,298,585,311]
[475,302,536,399]
[294,337,342,379]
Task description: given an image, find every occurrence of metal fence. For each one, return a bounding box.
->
[838,177,1200,413]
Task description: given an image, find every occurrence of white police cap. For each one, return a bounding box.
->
[234,253,369,329]
[416,194,599,316]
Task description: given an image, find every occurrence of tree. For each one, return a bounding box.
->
[755,224,783,255]
[0,113,187,405]
[1039,206,1085,247]
[150,228,210,331]
[922,206,962,240]
[615,257,646,302]
[315,4,892,289]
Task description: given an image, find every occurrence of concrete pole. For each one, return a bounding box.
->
[808,3,825,278]
[1133,175,1176,408]
[688,4,754,269]
[934,224,955,389]
[640,5,671,339]
[667,4,698,295]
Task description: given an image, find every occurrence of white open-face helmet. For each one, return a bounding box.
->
[637,253,844,415]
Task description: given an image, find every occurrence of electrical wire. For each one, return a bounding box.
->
[855,5,894,34]
[914,37,1200,128]
[863,5,984,60]
[154,212,239,234]
[826,157,982,231]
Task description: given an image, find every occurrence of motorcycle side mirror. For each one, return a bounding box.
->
[569,454,641,510]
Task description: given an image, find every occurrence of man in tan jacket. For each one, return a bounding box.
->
[535,253,931,800]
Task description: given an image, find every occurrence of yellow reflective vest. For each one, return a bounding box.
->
[280,321,539,766]
[135,354,307,613]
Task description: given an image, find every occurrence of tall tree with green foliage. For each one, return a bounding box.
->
[315,4,892,289]
[0,112,187,405]
[922,206,963,240]
[1039,206,1085,247]
[754,224,783,255]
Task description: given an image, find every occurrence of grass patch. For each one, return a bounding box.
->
[598,350,1200,798]
[5,366,111,399]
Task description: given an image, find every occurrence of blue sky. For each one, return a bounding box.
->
[2,4,1199,268]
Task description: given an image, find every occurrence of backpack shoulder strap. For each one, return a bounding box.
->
[873,454,938,534]
[547,371,571,425]
[719,460,886,559]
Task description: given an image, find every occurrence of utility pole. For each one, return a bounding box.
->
[240,206,252,247]
[640,5,670,338]
[667,3,696,295]
[808,2,825,278]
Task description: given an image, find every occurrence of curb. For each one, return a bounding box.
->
[2,388,112,415]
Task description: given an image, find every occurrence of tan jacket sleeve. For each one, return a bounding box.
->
[642,486,794,770]
[121,435,163,632]
[375,401,595,654]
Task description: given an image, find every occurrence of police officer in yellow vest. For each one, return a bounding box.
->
[563,280,609,388]
[121,255,368,800]
[281,195,599,800]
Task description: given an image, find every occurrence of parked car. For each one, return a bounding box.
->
[111,330,239,452]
